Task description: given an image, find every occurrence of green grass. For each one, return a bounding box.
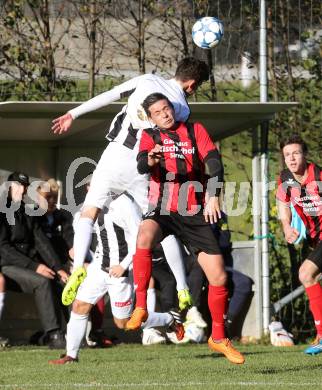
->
[1,343,322,389]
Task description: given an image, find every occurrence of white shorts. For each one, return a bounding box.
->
[76,263,134,320]
[84,142,149,213]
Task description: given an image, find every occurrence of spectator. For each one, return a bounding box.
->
[0,171,67,348]
[37,179,74,327]
[37,179,74,264]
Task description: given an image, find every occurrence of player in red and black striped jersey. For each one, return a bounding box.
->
[277,134,322,355]
[137,120,223,216]
[125,93,245,365]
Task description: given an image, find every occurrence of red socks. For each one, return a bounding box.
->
[305,283,322,337]
[133,248,152,310]
[208,284,229,340]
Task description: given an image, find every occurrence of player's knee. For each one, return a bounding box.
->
[299,266,315,287]
[72,299,92,315]
[81,207,100,220]
[136,231,154,249]
[299,261,318,287]
[113,317,128,329]
[299,259,321,287]
[208,271,227,287]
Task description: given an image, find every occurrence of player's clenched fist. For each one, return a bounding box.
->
[148,144,163,167]
[284,225,299,244]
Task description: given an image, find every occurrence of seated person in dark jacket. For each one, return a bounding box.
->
[0,172,68,348]
[37,179,74,265]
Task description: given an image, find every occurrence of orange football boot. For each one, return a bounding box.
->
[125,307,148,331]
[208,337,245,364]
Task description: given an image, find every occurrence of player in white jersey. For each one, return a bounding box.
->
[49,194,184,364]
[53,58,209,308]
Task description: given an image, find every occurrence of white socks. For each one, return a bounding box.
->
[66,311,89,359]
[0,292,4,319]
[142,311,172,329]
[161,235,188,291]
[73,217,94,269]
[147,288,156,312]
[144,288,171,330]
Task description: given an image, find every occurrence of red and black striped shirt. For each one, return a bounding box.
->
[277,162,322,243]
[138,122,220,214]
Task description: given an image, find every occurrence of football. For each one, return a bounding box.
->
[192,16,224,49]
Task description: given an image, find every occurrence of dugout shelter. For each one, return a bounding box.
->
[0,100,296,342]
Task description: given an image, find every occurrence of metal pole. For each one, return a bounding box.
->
[259,0,270,334]
[252,129,263,338]
[273,275,322,314]
[259,0,268,102]
[273,285,305,314]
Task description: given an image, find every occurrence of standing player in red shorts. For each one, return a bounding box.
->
[277,134,322,355]
[125,93,245,365]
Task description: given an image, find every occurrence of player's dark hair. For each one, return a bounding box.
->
[280,134,308,154]
[142,93,174,117]
[175,57,209,84]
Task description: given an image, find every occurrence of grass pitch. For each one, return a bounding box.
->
[1,343,322,389]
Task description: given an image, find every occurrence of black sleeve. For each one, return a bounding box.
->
[137,151,151,174]
[0,215,39,271]
[33,219,64,272]
[204,149,224,196]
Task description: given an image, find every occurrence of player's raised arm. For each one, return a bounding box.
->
[51,75,144,135]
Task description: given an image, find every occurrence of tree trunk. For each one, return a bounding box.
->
[207,50,217,101]
[180,13,189,57]
[138,0,145,74]
[278,0,296,101]
[41,0,55,101]
[267,6,278,101]
[89,0,97,98]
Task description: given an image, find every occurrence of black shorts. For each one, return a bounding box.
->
[144,210,221,256]
[307,240,322,271]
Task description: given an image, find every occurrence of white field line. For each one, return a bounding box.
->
[0,382,322,388]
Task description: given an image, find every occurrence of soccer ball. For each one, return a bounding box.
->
[192,17,224,49]
[184,322,205,343]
